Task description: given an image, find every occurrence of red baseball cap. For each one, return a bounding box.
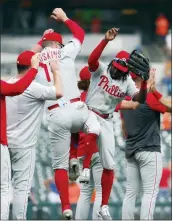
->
[112,50,130,72]
[79,66,91,80]
[42,32,63,45]
[17,51,35,66]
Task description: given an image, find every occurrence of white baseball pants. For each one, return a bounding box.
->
[9,147,36,220]
[75,152,103,220]
[122,151,162,220]
[1,144,11,220]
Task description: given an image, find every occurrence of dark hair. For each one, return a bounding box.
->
[17,64,30,73]
[78,80,90,91]
[107,60,129,81]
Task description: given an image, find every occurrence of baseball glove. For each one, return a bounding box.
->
[127,50,150,80]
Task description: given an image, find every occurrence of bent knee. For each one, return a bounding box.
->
[88,124,101,135]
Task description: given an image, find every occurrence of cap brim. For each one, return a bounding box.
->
[112,61,128,72]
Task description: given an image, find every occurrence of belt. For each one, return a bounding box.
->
[89,108,111,119]
[48,97,80,110]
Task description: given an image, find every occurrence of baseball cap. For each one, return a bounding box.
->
[42,32,63,45]
[17,51,35,66]
[79,66,91,80]
[112,50,130,72]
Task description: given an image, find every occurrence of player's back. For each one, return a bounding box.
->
[36,38,81,107]
[6,78,56,148]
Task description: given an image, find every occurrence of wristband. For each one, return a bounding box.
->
[140,81,147,90]
[153,90,163,99]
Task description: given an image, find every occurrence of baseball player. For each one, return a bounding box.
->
[79,28,150,220]
[72,66,103,220]
[6,51,63,220]
[35,8,88,219]
[0,53,40,220]
[119,73,170,220]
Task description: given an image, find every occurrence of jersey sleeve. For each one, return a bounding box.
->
[126,76,139,98]
[0,68,38,96]
[90,62,106,78]
[62,38,81,60]
[146,93,167,114]
[26,82,57,100]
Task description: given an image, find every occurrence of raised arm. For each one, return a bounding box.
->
[88,28,119,72]
[132,81,147,103]
[51,8,85,44]
[1,54,40,96]
[49,60,63,99]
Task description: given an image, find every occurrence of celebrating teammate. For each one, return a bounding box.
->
[119,73,170,220]
[79,28,150,219]
[1,53,40,220]
[73,66,103,220]
[35,8,88,219]
[5,51,63,220]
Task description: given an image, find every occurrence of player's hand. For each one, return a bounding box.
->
[31,53,40,69]
[105,28,119,41]
[50,59,60,74]
[51,8,68,22]
[43,29,54,36]
[147,68,156,92]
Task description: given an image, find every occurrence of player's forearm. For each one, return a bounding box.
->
[64,19,85,44]
[133,81,147,103]
[120,100,140,110]
[31,38,43,53]
[1,68,38,96]
[52,71,63,99]
[88,39,108,71]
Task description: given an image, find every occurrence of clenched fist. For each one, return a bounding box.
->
[31,53,40,69]
[51,8,68,22]
[105,28,119,41]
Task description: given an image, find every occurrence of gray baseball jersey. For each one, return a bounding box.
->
[84,62,139,170]
[5,78,57,220]
[86,62,139,114]
[6,78,57,148]
[36,38,81,108]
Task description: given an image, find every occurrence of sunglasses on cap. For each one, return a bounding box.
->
[113,58,129,67]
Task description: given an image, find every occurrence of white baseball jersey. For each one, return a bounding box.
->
[86,62,139,114]
[35,38,81,108]
[6,78,57,148]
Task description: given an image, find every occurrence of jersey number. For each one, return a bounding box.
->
[39,63,51,82]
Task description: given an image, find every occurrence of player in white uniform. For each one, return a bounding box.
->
[79,28,148,220]
[6,51,63,220]
[35,8,88,219]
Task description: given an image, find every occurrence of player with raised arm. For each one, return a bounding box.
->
[5,51,63,220]
[79,28,150,220]
[0,53,40,220]
[35,8,88,220]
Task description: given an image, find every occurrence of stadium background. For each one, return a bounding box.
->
[1,0,172,219]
